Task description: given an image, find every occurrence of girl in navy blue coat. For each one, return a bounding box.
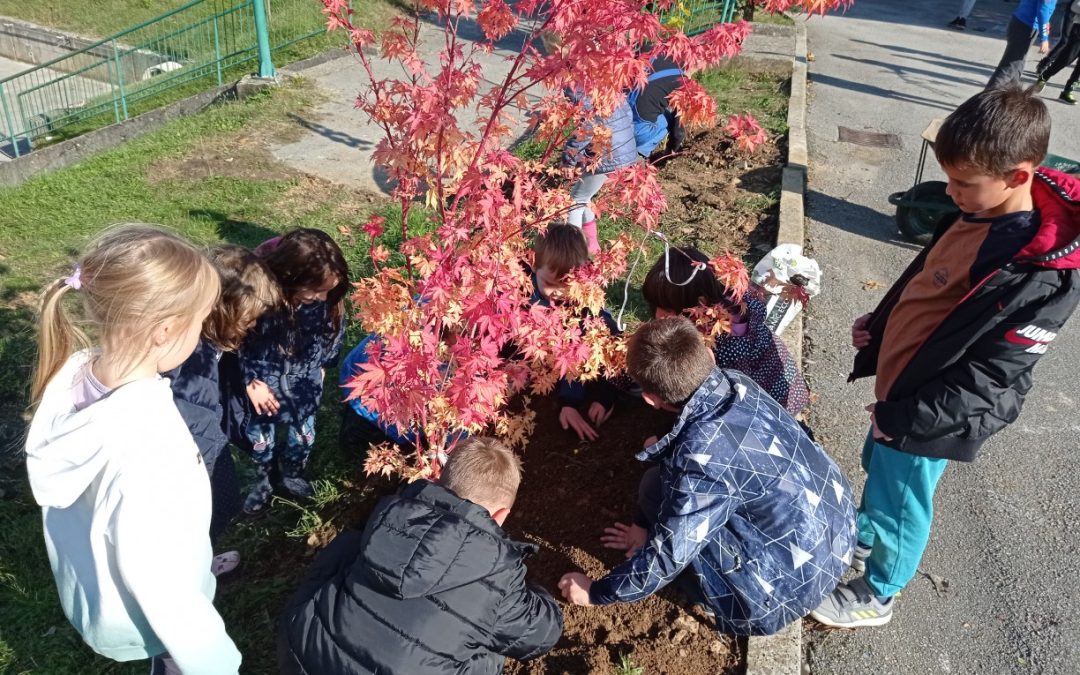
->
[241,229,348,514]
[168,245,282,563]
[641,245,810,416]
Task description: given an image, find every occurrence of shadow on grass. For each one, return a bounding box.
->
[190,210,280,249]
[0,306,36,464]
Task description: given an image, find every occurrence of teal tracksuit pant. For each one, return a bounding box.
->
[857,431,949,598]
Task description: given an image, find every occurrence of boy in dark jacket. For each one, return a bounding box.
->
[810,86,1080,628]
[558,317,857,636]
[277,437,562,675]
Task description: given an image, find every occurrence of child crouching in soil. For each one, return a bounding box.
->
[530,224,621,441]
[558,317,856,635]
[642,245,810,415]
[277,437,563,674]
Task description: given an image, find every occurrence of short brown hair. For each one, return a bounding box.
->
[627,317,714,404]
[439,437,522,509]
[934,85,1050,176]
[641,246,736,315]
[533,224,589,277]
[203,245,283,351]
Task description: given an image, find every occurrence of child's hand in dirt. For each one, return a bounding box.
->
[601,522,648,559]
[588,401,613,428]
[558,573,593,606]
[851,313,873,349]
[866,402,892,441]
[247,379,280,416]
[560,406,598,441]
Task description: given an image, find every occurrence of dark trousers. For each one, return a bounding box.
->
[1040,23,1080,88]
[988,16,1037,90]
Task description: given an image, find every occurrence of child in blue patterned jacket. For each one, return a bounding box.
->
[558,316,856,635]
[240,229,348,514]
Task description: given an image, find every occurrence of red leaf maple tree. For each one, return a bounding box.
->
[322,0,848,479]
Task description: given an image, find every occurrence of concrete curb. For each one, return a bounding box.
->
[745,18,807,675]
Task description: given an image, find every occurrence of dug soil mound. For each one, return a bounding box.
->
[657,123,786,260]
[504,396,743,675]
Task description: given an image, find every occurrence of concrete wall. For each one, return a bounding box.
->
[0,16,168,84]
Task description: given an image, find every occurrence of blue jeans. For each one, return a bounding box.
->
[857,431,949,598]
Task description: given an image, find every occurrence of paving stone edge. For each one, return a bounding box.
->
[743,17,807,675]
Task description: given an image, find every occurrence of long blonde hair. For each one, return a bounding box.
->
[31,225,221,403]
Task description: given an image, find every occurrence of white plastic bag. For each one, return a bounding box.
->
[751,244,821,335]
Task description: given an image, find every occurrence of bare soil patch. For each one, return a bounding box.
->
[504,396,744,675]
[657,122,786,260]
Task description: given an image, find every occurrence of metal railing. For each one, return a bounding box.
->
[657,0,739,36]
[0,0,337,158]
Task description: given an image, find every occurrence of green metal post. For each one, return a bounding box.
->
[213,15,224,85]
[111,40,129,122]
[252,0,276,78]
[0,85,20,158]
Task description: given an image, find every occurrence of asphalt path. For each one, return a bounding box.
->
[801,0,1080,672]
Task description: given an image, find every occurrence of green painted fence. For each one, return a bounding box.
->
[0,0,338,157]
[656,0,739,36]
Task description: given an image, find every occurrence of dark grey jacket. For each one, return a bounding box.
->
[278,481,562,675]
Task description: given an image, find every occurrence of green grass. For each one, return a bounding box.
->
[2,0,401,145]
[0,0,400,43]
[696,64,791,135]
[0,79,429,675]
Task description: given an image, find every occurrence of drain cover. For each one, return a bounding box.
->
[838,126,902,148]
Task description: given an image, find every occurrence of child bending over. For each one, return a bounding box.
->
[277,437,563,674]
[642,245,810,415]
[240,228,348,513]
[559,317,856,635]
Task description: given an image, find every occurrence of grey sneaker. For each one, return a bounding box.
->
[243,476,274,515]
[282,475,315,499]
[850,542,872,573]
[810,576,894,628]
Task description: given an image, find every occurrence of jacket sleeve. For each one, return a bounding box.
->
[322,316,346,369]
[238,315,281,393]
[114,470,241,674]
[1038,0,1055,39]
[491,580,563,661]
[874,279,1080,440]
[589,457,736,604]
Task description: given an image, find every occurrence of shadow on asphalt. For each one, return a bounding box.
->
[806,190,924,251]
[831,54,989,89]
[807,72,957,112]
[288,114,372,151]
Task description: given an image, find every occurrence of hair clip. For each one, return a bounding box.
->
[63,265,82,290]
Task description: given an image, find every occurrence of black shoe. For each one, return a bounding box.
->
[1061,89,1077,105]
[948,16,966,30]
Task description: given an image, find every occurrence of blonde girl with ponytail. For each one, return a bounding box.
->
[24,225,241,675]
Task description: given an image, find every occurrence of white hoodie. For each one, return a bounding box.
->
[25,351,241,674]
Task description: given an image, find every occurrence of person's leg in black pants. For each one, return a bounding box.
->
[988,16,1038,89]
[1038,25,1080,87]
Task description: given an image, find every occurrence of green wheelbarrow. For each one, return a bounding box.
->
[888,118,1080,245]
